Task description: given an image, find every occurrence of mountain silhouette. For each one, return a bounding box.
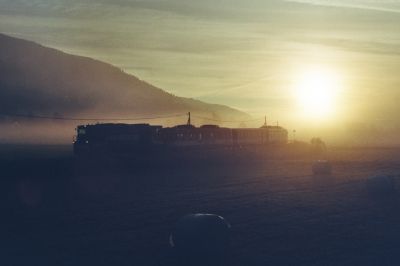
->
[0,33,249,123]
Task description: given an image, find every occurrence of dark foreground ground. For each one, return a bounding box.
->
[2,144,400,266]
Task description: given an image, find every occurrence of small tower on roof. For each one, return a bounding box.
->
[261,115,268,129]
[187,112,191,126]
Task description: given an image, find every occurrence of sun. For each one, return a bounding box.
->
[293,67,341,120]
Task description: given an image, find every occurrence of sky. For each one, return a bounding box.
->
[1,0,400,139]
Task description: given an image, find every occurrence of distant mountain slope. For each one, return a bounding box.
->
[0,33,249,123]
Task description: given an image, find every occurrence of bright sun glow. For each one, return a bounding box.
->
[293,67,341,120]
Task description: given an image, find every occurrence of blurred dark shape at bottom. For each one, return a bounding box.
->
[366,175,396,197]
[167,213,231,266]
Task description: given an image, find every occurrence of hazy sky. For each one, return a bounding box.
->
[1,0,400,130]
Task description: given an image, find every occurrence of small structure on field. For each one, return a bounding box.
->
[312,160,332,175]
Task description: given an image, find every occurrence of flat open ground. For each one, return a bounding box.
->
[2,145,400,265]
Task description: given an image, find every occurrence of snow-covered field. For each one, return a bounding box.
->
[2,145,400,265]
